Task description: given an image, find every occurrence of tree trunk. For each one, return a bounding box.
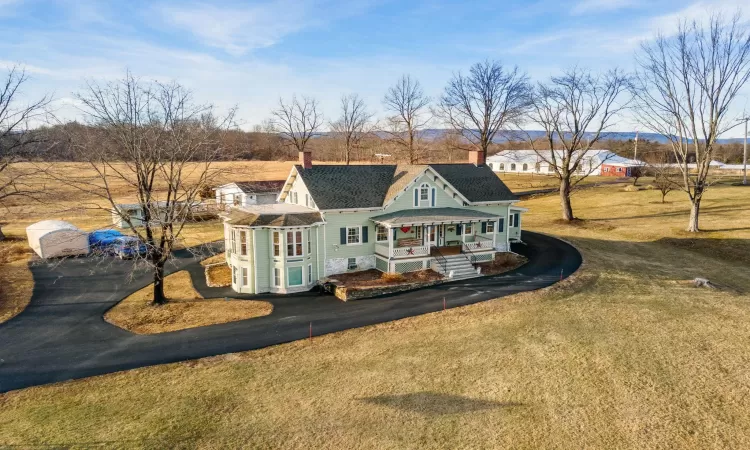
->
[687,197,701,232]
[560,177,574,221]
[152,261,167,305]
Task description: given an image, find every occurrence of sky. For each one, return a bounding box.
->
[1,0,749,137]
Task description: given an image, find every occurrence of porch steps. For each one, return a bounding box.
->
[434,254,479,280]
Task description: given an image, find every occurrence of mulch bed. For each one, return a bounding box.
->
[476,253,528,276]
[328,269,443,289]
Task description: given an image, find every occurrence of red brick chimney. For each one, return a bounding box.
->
[299,150,312,169]
[469,150,485,166]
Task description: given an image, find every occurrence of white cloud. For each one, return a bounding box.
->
[571,0,639,15]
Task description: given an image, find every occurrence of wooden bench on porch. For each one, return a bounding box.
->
[397,238,422,248]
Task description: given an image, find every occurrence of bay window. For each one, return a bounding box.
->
[287,230,303,256]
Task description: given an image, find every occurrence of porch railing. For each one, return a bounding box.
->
[375,243,430,258]
[462,237,494,251]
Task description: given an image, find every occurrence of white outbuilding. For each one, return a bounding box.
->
[26,220,89,258]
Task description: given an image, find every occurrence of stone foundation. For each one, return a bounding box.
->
[324,255,375,276]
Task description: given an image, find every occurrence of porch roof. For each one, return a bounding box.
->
[369,207,501,226]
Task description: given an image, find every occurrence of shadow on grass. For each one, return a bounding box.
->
[361,392,522,416]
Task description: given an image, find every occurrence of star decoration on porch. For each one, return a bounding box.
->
[406,247,415,255]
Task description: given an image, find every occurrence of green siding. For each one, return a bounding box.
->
[254,229,270,292]
[383,173,464,213]
[321,211,377,259]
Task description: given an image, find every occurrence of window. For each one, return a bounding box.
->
[487,221,495,233]
[498,217,505,232]
[604,167,610,172]
[510,163,516,170]
[307,229,311,254]
[219,192,225,205]
[522,163,528,171]
[511,213,520,227]
[232,266,238,284]
[346,226,361,245]
[288,267,303,286]
[464,223,473,235]
[415,226,422,240]
[414,183,432,207]
[273,268,281,286]
[548,165,554,172]
[376,225,388,242]
[233,195,241,206]
[230,229,237,254]
[616,167,623,172]
[348,257,357,270]
[287,231,303,256]
[241,267,248,286]
[308,264,313,284]
[240,231,247,256]
[272,231,280,257]
[499,163,505,170]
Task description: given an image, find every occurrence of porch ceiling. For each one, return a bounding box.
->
[370,207,501,226]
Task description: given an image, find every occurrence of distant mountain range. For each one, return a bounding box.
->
[357,129,745,145]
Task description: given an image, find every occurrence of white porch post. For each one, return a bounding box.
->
[492,220,497,249]
[387,225,394,257]
[461,223,466,244]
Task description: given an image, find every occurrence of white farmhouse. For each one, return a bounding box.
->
[215,180,285,209]
[486,149,643,177]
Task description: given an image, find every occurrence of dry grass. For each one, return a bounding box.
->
[2,175,750,448]
[200,252,226,266]
[0,235,34,324]
[104,270,272,334]
[330,269,443,288]
[497,172,611,192]
[206,264,232,287]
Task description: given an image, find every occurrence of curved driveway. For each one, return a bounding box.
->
[0,231,581,393]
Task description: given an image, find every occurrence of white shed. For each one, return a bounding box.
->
[26,220,89,258]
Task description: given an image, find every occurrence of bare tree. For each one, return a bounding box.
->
[382,75,430,164]
[525,67,631,221]
[648,156,680,203]
[330,94,373,164]
[633,14,750,231]
[271,95,323,156]
[437,60,531,162]
[0,66,52,240]
[68,72,236,304]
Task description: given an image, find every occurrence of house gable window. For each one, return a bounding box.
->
[413,182,435,207]
[287,230,303,256]
[376,225,388,242]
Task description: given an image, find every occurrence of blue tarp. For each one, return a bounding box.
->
[88,229,124,248]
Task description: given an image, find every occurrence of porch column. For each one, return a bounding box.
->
[461,223,466,244]
[492,220,497,249]
[387,225,394,257]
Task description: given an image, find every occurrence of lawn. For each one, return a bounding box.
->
[1,179,749,448]
[104,270,273,334]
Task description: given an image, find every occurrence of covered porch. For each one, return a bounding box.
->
[370,207,501,260]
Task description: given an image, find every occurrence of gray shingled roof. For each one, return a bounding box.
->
[429,164,518,202]
[225,210,323,227]
[294,165,397,209]
[234,180,286,194]
[370,207,502,226]
[294,163,517,210]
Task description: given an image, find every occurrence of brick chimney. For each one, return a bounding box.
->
[469,150,485,166]
[299,150,312,169]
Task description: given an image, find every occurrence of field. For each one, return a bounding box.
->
[2,176,750,448]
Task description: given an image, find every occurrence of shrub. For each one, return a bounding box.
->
[624,185,641,192]
[381,272,406,283]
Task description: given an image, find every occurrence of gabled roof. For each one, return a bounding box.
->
[429,164,517,202]
[370,207,502,226]
[290,163,518,210]
[232,180,286,193]
[224,204,323,227]
[293,165,397,210]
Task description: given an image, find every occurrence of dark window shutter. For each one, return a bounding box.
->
[431,188,436,206]
[481,222,487,233]
[393,228,397,240]
[499,218,504,232]
[514,213,520,227]
[362,226,369,243]
[340,227,346,245]
[413,189,418,207]
[456,224,462,234]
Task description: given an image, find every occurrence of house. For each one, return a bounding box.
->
[111,202,168,228]
[486,149,643,177]
[215,180,286,209]
[221,150,526,294]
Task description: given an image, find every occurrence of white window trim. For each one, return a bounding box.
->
[287,266,304,287]
[346,226,362,246]
[375,225,388,242]
[273,267,281,287]
[463,223,474,235]
[308,263,313,284]
[286,230,303,257]
[487,221,495,233]
[272,231,281,257]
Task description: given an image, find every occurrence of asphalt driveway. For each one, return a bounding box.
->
[0,231,582,393]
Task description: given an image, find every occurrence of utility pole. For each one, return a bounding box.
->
[634,130,639,161]
[743,118,748,186]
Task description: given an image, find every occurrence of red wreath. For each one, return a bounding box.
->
[400,226,411,233]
